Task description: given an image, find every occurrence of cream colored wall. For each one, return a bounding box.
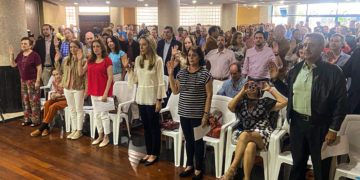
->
[43,1,66,30]
[110,7,124,26]
[237,6,260,25]
[124,8,136,25]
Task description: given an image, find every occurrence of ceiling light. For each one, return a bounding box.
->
[253,5,257,8]
[106,1,110,4]
[137,0,144,2]
[74,2,78,5]
[209,2,213,5]
[144,3,148,6]
[280,1,284,4]
[192,0,197,4]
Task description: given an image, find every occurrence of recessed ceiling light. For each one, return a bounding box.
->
[137,0,144,2]
[74,2,78,5]
[106,1,110,4]
[192,0,197,4]
[144,3,148,6]
[209,2,213,5]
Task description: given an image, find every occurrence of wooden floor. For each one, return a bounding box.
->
[0,119,217,180]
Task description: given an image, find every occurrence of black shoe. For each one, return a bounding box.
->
[22,121,32,126]
[179,168,194,177]
[139,158,148,163]
[145,157,159,166]
[30,122,40,127]
[192,171,203,180]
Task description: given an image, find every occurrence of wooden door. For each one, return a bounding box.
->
[79,15,110,43]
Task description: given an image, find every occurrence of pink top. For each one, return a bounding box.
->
[205,48,237,79]
[15,51,41,81]
[87,57,113,97]
[52,80,64,95]
[242,46,277,79]
[244,35,255,49]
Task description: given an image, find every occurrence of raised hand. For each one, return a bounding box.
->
[268,61,279,80]
[262,82,271,91]
[272,41,279,53]
[171,45,179,57]
[54,52,61,63]
[54,37,59,47]
[9,45,14,54]
[289,38,296,50]
[166,60,174,75]
[325,50,339,64]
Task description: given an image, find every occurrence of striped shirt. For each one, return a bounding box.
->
[176,67,212,118]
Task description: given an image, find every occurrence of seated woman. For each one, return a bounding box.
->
[30,68,67,137]
[221,80,287,180]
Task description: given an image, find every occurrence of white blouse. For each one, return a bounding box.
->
[128,56,167,105]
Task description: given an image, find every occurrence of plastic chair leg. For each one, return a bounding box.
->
[124,116,131,138]
[214,145,220,178]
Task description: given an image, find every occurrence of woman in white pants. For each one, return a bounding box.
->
[55,39,86,140]
[79,39,113,147]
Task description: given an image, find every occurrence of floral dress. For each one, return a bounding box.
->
[231,97,276,150]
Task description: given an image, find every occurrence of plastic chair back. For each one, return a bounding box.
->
[113,81,137,112]
[213,80,224,94]
[210,95,234,125]
[166,93,180,122]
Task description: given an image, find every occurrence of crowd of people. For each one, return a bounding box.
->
[8,19,360,180]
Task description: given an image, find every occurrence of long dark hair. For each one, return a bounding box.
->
[186,46,205,66]
[67,39,81,66]
[106,36,122,54]
[89,39,108,64]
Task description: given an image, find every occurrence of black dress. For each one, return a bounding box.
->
[231,97,276,150]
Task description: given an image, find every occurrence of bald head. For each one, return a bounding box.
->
[85,32,95,46]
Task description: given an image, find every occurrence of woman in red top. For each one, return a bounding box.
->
[79,39,113,147]
[9,37,42,126]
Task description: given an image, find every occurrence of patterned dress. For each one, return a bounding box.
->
[231,97,276,150]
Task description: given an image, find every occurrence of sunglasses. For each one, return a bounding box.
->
[246,81,264,90]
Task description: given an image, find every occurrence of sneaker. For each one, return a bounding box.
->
[71,131,83,140]
[30,129,41,137]
[67,131,76,139]
[41,129,49,136]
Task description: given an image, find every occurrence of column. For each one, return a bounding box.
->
[287,5,297,26]
[259,6,272,24]
[0,0,27,66]
[221,3,238,32]
[158,0,180,33]
[110,7,125,26]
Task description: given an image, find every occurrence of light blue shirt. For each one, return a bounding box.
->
[109,50,125,74]
[217,78,246,98]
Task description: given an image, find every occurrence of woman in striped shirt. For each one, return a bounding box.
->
[167,46,213,180]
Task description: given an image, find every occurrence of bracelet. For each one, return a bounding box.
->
[204,112,210,115]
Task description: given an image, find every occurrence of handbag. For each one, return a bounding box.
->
[160,111,180,131]
[206,110,223,138]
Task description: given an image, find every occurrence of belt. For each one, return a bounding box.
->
[216,77,229,81]
[293,111,311,121]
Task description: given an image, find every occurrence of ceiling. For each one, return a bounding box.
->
[48,0,360,7]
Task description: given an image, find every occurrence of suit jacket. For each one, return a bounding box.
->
[157,38,182,76]
[342,48,360,113]
[274,59,348,131]
[121,40,140,62]
[205,36,218,55]
[33,36,61,67]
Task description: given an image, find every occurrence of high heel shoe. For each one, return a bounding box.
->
[179,167,194,177]
[145,156,159,166]
[220,166,237,180]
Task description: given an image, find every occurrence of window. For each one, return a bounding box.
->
[136,7,158,25]
[307,3,337,15]
[79,6,109,13]
[65,6,76,27]
[180,6,221,26]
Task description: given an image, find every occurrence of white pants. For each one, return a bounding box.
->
[64,89,84,131]
[113,73,122,82]
[91,96,111,135]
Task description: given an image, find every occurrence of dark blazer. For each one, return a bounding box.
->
[33,36,61,67]
[157,38,182,76]
[273,59,348,131]
[120,40,140,63]
[342,48,360,113]
[205,36,218,55]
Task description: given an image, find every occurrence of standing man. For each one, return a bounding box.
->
[82,32,95,59]
[157,26,182,76]
[342,48,360,114]
[205,35,236,80]
[273,25,290,80]
[242,31,282,81]
[197,27,207,47]
[122,31,140,65]
[322,33,350,67]
[205,26,219,55]
[33,24,61,85]
[269,33,348,180]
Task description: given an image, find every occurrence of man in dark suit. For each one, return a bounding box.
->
[120,31,140,65]
[204,26,219,55]
[269,33,348,180]
[342,48,360,114]
[33,24,61,85]
[156,26,182,76]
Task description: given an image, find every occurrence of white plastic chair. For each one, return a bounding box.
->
[334,115,360,180]
[183,95,235,178]
[40,76,55,107]
[223,91,283,180]
[109,81,137,145]
[159,93,182,167]
[213,79,225,95]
